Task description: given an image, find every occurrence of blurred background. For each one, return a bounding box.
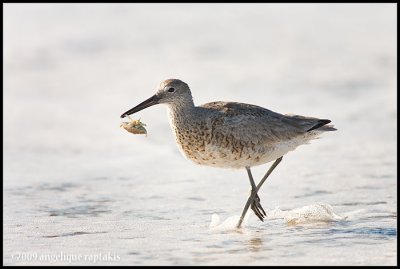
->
[4,4,396,265]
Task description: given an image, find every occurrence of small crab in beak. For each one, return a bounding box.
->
[120,116,147,136]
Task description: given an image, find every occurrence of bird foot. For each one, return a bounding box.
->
[251,193,267,221]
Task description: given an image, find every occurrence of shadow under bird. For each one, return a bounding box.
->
[121,79,336,228]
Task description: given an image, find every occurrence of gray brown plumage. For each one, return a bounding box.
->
[150,80,336,169]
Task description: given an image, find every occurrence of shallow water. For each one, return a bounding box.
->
[3,3,397,265]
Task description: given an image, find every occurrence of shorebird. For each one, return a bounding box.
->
[121,79,336,228]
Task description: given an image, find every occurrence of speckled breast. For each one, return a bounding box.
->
[168,115,272,169]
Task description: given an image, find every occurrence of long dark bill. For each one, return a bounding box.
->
[120,94,160,118]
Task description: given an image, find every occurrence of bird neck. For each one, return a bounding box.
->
[167,100,197,124]
[168,98,195,113]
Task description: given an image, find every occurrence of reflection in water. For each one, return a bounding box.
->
[246,237,263,252]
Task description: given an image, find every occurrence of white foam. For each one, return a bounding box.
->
[280,202,346,225]
[209,213,221,228]
[209,202,345,229]
[209,213,250,231]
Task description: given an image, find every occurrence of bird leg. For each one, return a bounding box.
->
[236,156,283,228]
[246,167,266,222]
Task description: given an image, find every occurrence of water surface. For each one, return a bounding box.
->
[4,3,397,265]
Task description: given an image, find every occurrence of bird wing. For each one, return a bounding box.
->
[200,101,306,145]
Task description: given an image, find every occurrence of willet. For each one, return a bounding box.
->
[121,79,336,228]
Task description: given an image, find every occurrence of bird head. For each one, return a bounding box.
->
[120,79,193,118]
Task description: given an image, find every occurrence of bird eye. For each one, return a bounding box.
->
[168,87,175,93]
